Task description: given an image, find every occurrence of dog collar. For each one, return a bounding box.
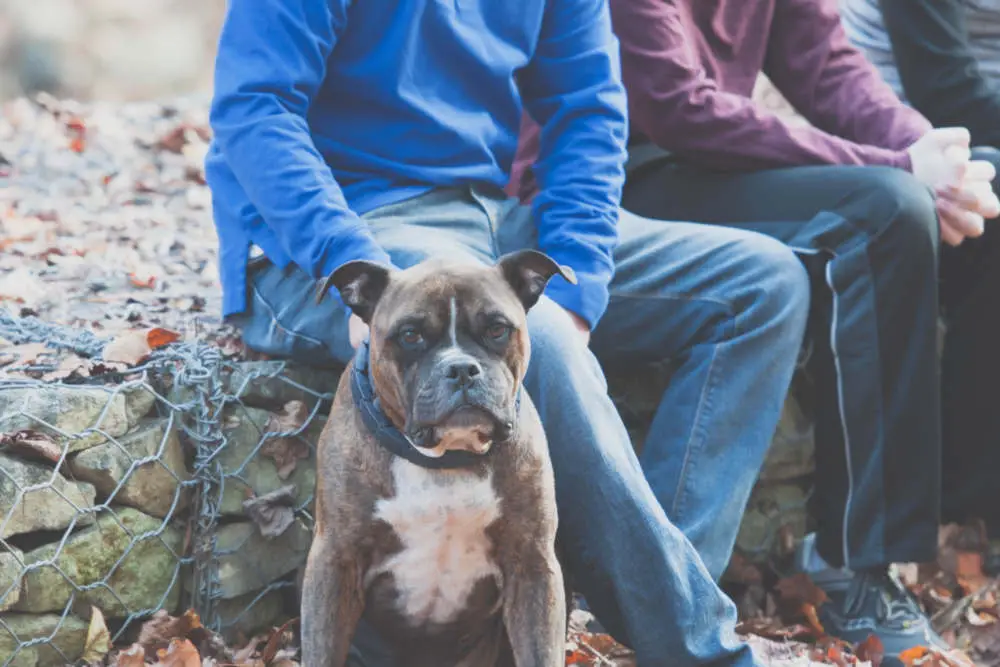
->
[351,339,518,470]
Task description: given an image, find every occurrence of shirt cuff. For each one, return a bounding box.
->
[541,255,613,329]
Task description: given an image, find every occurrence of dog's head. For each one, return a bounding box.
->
[318,251,575,457]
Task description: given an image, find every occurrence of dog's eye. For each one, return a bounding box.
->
[397,327,424,348]
[485,323,511,343]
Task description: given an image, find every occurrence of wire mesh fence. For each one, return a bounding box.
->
[0,309,338,666]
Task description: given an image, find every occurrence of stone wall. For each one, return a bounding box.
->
[0,359,337,666]
[0,349,816,665]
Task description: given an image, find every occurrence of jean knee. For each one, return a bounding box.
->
[858,168,939,255]
[731,233,811,337]
[524,298,596,374]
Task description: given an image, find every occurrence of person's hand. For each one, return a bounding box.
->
[348,314,369,349]
[909,129,999,246]
[562,308,591,346]
[934,158,999,246]
[908,128,971,191]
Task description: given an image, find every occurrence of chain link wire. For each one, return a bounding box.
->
[0,309,334,665]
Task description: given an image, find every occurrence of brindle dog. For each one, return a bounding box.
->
[300,250,574,667]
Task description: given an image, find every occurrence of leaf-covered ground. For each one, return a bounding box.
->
[3,97,1000,667]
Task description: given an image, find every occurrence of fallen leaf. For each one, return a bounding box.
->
[154,638,201,667]
[128,272,157,289]
[243,485,297,539]
[80,606,111,664]
[148,327,181,349]
[262,401,311,479]
[801,603,826,638]
[856,634,885,667]
[775,573,829,608]
[41,355,92,381]
[1,342,52,366]
[158,125,191,154]
[0,429,63,463]
[231,634,266,664]
[825,643,849,667]
[260,617,299,664]
[103,330,152,365]
[138,609,204,654]
[900,646,930,666]
[112,644,146,667]
[103,327,180,365]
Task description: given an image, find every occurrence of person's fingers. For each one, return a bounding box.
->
[939,217,966,247]
[938,198,985,238]
[931,127,972,148]
[937,181,1000,218]
[966,158,997,183]
[973,182,1000,219]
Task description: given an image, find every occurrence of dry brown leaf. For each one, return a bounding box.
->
[565,631,633,666]
[231,634,266,664]
[243,485,296,539]
[103,330,154,365]
[0,429,63,463]
[2,342,52,366]
[128,272,157,289]
[41,355,92,381]
[154,638,201,667]
[66,116,87,154]
[262,401,311,479]
[801,603,826,638]
[260,617,299,664]
[80,606,112,664]
[856,634,885,667]
[148,327,181,349]
[112,644,146,667]
[138,609,204,653]
[900,646,930,666]
[103,327,181,366]
[775,573,829,608]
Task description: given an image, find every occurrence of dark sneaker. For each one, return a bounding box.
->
[816,568,949,665]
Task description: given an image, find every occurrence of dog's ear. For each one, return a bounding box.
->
[316,260,394,324]
[496,249,577,312]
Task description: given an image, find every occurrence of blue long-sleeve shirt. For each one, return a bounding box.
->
[206,0,627,327]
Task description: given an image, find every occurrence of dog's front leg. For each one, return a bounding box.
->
[503,546,566,667]
[301,534,364,667]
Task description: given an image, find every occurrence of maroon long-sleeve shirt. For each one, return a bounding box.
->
[508,0,932,200]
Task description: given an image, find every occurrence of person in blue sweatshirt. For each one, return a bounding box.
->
[205,0,810,664]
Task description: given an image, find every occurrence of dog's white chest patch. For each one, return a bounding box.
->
[371,459,502,626]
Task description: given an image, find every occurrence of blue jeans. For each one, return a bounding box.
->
[229,187,809,666]
[624,160,945,569]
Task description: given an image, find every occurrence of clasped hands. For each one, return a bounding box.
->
[909,128,1000,246]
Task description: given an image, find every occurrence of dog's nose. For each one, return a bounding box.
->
[446,360,482,387]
